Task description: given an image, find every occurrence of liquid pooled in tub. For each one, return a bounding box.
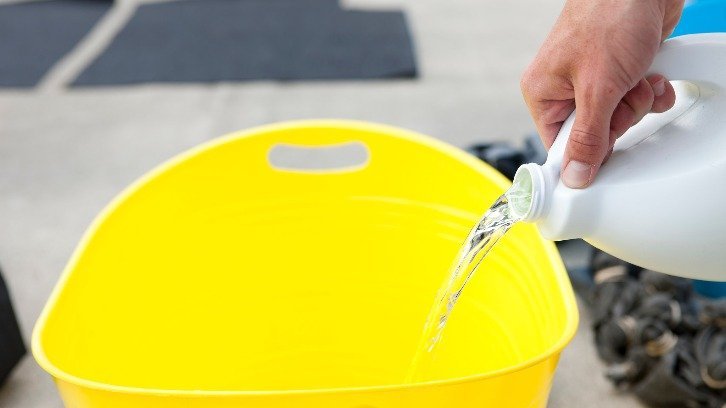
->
[406,190,524,382]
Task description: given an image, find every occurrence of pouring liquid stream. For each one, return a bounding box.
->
[406,188,526,382]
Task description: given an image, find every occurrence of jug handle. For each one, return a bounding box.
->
[546,33,726,171]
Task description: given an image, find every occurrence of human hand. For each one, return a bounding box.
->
[520,0,684,188]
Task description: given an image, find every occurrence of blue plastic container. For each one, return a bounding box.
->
[672,0,726,37]
[671,0,726,298]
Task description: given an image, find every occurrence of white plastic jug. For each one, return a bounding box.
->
[508,33,726,282]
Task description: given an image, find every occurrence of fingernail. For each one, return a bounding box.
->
[653,79,665,97]
[562,160,593,188]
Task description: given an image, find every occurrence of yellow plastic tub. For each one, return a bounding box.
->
[33,120,578,407]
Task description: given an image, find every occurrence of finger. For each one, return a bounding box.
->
[610,78,655,140]
[661,1,685,41]
[562,81,624,188]
[538,100,576,149]
[603,146,614,164]
[520,66,575,149]
[647,74,676,113]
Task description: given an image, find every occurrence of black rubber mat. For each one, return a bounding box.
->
[74,0,417,86]
[0,268,24,386]
[0,0,111,88]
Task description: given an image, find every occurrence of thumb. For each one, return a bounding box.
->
[562,84,622,188]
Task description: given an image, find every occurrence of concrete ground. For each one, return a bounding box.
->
[0,0,643,406]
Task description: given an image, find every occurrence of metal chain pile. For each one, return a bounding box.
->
[590,250,726,407]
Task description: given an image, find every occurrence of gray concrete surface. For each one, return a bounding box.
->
[0,0,642,406]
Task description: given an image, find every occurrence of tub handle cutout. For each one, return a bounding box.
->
[268,141,370,172]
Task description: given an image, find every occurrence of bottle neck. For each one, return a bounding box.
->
[507,163,549,222]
